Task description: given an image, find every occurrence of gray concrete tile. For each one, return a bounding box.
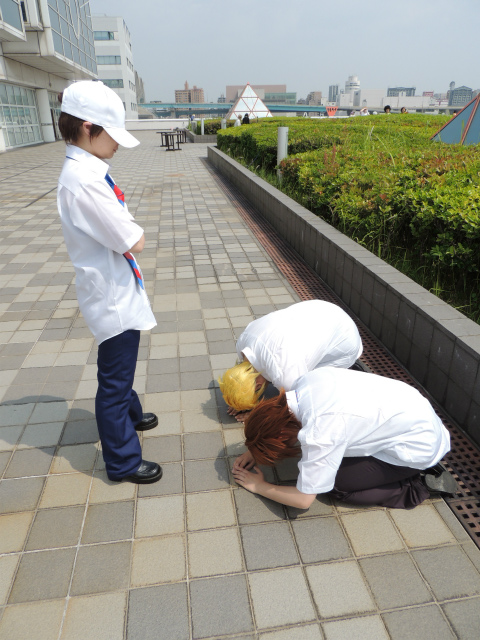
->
[4,446,54,478]
[442,597,480,640]
[70,541,131,596]
[180,370,213,391]
[60,419,99,445]
[292,517,352,563]
[136,495,184,538]
[9,548,76,603]
[390,504,456,547]
[81,501,134,544]
[184,458,230,491]
[190,575,253,637]
[183,431,224,459]
[0,450,10,475]
[186,490,236,531]
[131,535,186,586]
[249,567,316,629]
[412,546,480,600]
[127,583,189,640]
[241,522,298,570]
[61,592,127,640]
[188,528,243,577]
[142,435,182,463]
[138,462,183,497]
[0,476,45,514]
[0,511,34,553]
[26,506,84,550]
[18,422,64,449]
[382,605,456,640]
[322,616,389,640]
[0,599,65,640]
[306,561,376,618]
[260,626,323,640]
[341,510,404,555]
[234,488,286,524]
[360,552,433,609]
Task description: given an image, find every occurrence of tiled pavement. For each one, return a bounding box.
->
[0,133,480,640]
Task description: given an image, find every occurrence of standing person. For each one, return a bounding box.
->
[242,113,250,124]
[234,114,242,127]
[233,368,456,509]
[57,80,162,484]
[218,300,362,420]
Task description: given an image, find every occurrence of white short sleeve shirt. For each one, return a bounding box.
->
[57,144,156,344]
[286,368,450,495]
[236,300,362,390]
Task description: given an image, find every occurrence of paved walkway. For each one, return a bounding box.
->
[0,133,480,640]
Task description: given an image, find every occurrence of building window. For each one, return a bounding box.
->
[97,55,121,65]
[47,0,97,73]
[0,0,23,30]
[0,83,42,148]
[103,79,124,89]
[94,30,115,40]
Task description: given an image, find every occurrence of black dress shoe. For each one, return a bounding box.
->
[423,469,458,496]
[121,460,163,484]
[134,413,158,431]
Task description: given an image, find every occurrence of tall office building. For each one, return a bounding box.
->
[387,87,416,97]
[175,81,204,103]
[92,15,138,120]
[448,85,473,107]
[328,84,339,102]
[344,75,360,94]
[0,0,97,150]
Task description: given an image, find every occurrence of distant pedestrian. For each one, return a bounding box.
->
[242,113,250,125]
[234,114,242,127]
[384,105,391,114]
[359,107,369,116]
[401,107,407,114]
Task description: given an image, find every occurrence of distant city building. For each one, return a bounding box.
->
[135,71,145,104]
[345,75,360,94]
[306,91,322,106]
[448,85,473,106]
[328,84,340,102]
[297,98,307,105]
[0,0,97,150]
[175,81,204,103]
[387,87,416,97]
[217,94,226,103]
[473,89,480,98]
[264,91,296,104]
[423,91,434,97]
[226,84,286,102]
[92,15,138,120]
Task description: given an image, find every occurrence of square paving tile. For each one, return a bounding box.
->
[138,462,183,498]
[9,547,76,603]
[382,605,456,640]
[249,567,316,629]
[306,561,376,619]
[180,370,213,391]
[0,476,45,513]
[0,425,24,451]
[241,522,298,570]
[51,443,97,473]
[184,431,224,460]
[62,592,127,640]
[142,435,182,463]
[182,409,221,433]
[4,446,54,478]
[81,501,134,544]
[190,574,253,637]
[131,535,186,586]
[0,450,11,474]
[0,554,20,605]
[135,495,184,538]
[26,506,84,550]
[442,597,480,640]
[17,422,64,449]
[234,487,285,524]
[186,490,236,531]
[412,546,480,600]
[259,626,322,639]
[39,473,91,508]
[141,411,181,436]
[188,528,243,577]
[0,403,34,426]
[0,511,34,553]
[0,599,65,640]
[390,504,457,547]
[322,616,389,640]
[28,401,70,424]
[286,495,334,519]
[70,541,131,596]
[61,420,99,445]
[127,583,189,640]
[360,552,433,609]
[341,510,404,555]
[89,469,137,503]
[292,516,352,563]
[184,458,230,491]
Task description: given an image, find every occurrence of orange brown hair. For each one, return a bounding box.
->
[244,390,302,466]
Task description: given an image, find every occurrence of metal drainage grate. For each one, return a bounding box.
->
[207,161,480,547]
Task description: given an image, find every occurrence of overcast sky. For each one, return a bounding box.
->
[89,0,479,102]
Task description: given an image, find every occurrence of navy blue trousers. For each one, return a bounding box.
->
[96,329,143,480]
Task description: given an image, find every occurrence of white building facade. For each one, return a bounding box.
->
[0,0,97,150]
[92,15,137,120]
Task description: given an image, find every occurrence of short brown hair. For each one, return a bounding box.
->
[57,92,103,143]
[244,390,301,466]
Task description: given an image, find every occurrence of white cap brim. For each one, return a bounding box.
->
[104,126,140,148]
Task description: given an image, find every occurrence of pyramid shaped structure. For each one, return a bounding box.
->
[431,95,480,145]
[226,84,272,120]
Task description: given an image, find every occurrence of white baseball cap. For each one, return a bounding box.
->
[61,80,140,148]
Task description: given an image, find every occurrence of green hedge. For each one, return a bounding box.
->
[193,118,236,135]
[217,115,480,319]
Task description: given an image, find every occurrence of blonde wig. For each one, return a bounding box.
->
[218,361,266,411]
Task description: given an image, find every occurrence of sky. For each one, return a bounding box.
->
[89,0,480,103]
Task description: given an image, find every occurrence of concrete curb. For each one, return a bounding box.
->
[186,130,217,143]
[207,145,480,446]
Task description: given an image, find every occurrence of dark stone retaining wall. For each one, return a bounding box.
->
[208,146,480,446]
[186,130,217,144]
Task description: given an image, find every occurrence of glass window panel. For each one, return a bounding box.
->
[49,8,60,31]
[26,126,34,142]
[13,127,22,145]
[3,106,11,121]
[63,38,72,59]
[0,84,8,104]
[33,125,42,141]
[52,29,63,53]
[6,84,14,102]
[48,0,57,9]
[1,0,23,30]
[30,106,38,123]
[27,89,34,106]
[70,0,79,30]
[60,16,68,37]
[72,45,80,63]
[21,127,30,143]
[57,0,66,19]
[80,49,86,68]
[7,129,16,146]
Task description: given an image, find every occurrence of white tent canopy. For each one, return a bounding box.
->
[226,84,272,120]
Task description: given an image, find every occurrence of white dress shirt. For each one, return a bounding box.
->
[286,368,450,495]
[236,300,362,391]
[57,144,156,344]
